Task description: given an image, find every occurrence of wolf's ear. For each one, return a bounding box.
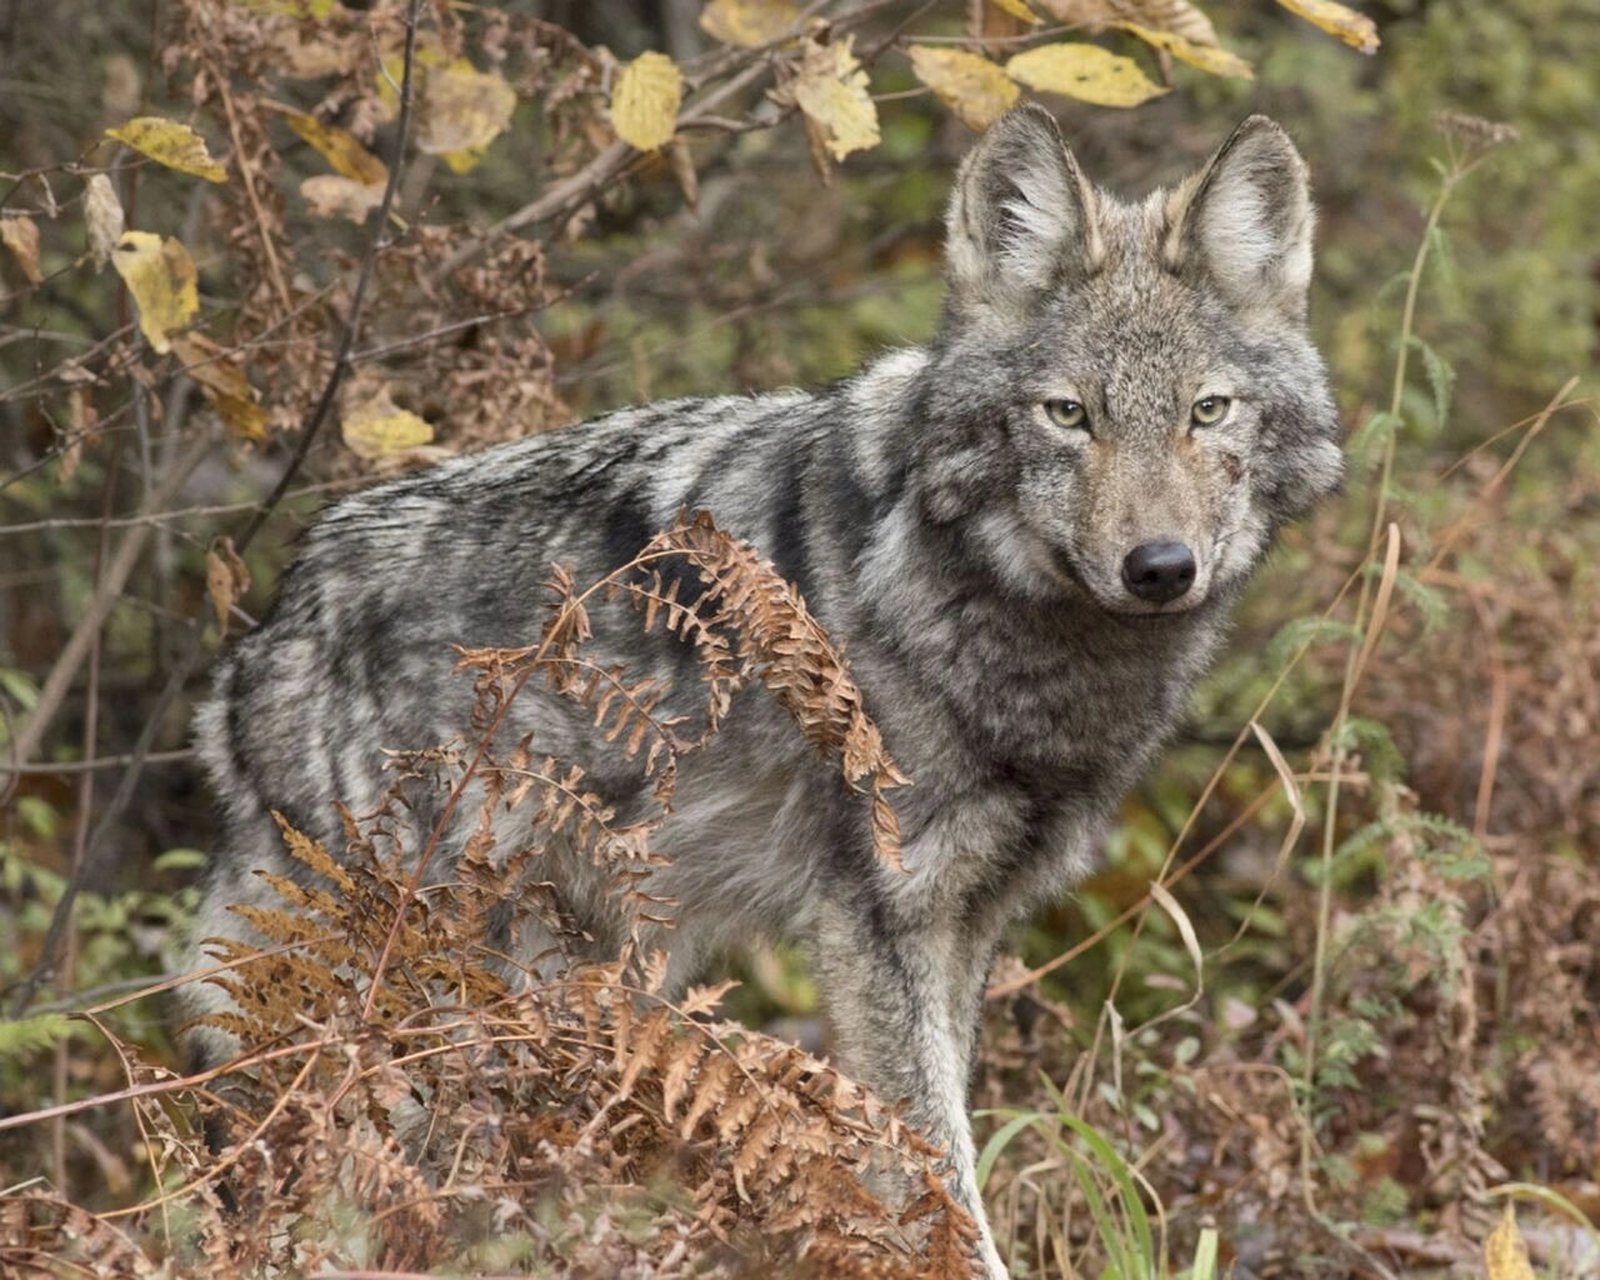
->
[1165,116,1314,322]
[945,105,1101,316]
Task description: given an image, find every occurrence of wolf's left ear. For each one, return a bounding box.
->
[945,104,1102,317]
[1165,117,1314,322]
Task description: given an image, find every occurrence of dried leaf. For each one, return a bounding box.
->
[1036,0,1218,44]
[1005,42,1168,108]
[342,385,435,459]
[1273,0,1379,53]
[300,174,386,224]
[907,46,1020,131]
[1118,22,1253,78]
[272,106,388,186]
[171,333,268,441]
[0,215,43,284]
[206,536,251,637]
[417,59,518,174]
[699,0,801,47]
[83,175,125,271]
[989,0,1043,22]
[1484,1203,1537,1280]
[104,116,227,183]
[110,231,198,354]
[611,51,683,152]
[789,35,880,162]
[669,138,700,209]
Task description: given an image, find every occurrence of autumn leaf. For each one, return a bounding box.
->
[342,386,434,459]
[110,231,198,354]
[1005,42,1168,108]
[611,51,684,152]
[84,175,125,271]
[1118,23,1254,78]
[271,105,388,186]
[989,0,1042,21]
[907,46,1019,131]
[1035,0,1218,45]
[300,175,386,224]
[105,116,227,183]
[788,35,880,162]
[1274,0,1379,52]
[0,215,43,285]
[170,333,269,441]
[416,59,518,174]
[1484,1203,1537,1280]
[699,0,801,48]
[205,536,252,637]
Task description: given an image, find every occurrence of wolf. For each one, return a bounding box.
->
[180,105,1341,1276]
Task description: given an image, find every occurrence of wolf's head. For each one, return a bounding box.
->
[914,105,1342,617]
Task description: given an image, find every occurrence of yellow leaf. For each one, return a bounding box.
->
[1118,23,1253,78]
[989,0,1043,21]
[84,175,125,272]
[236,0,336,15]
[205,536,252,637]
[342,387,434,460]
[791,35,880,162]
[105,117,227,184]
[416,59,517,173]
[1005,42,1168,108]
[272,106,388,186]
[907,46,1020,131]
[300,174,386,224]
[1274,0,1379,53]
[170,334,269,441]
[0,215,43,285]
[110,231,198,354]
[1484,1204,1537,1280]
[699,0,801,48]
[1036,0,1218,45]
[611,51,684,152]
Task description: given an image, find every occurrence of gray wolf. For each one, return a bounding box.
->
[180,106,1341,1276]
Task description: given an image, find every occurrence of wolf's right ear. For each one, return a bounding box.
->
[945,105,1102,317]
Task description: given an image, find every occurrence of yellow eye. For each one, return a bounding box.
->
[1044,399,1089,432]
[1191,395,1232,428]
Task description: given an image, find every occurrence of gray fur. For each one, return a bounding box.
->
[180,107,1341,1277]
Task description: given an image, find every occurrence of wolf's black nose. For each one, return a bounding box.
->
[1122,541,1196,604]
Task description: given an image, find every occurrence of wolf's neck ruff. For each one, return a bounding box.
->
[183,107,1341,1279]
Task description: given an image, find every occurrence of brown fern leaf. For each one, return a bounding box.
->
[647,510,911,869]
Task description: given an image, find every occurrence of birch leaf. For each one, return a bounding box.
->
[205,536,252,637]
[111,231,198,354]
[273,106,388,185]
[698,0,801,48]
[342,387,434,459]
[84,175,125,271]
[105,117,228,183]
[417,60,517,174]
[791,36,880,161]
[0,215,43,284]
[1484,1204,1537,1280]
[1005,42,1168,108]
[1274,0,1379,53]
[171,333,269,441]
[989,0,1043,21]
[907,46,1020,131]
[611,51,684,152]
[1118,23,1254,78]
[300,174,386,224]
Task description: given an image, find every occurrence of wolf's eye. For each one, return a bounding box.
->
[1044,399,1089,432]
[1191,395,1232,428]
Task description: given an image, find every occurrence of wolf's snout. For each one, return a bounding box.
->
[1122,541,1196,604]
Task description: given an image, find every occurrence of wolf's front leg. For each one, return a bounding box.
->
[811,898,1008,1279]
